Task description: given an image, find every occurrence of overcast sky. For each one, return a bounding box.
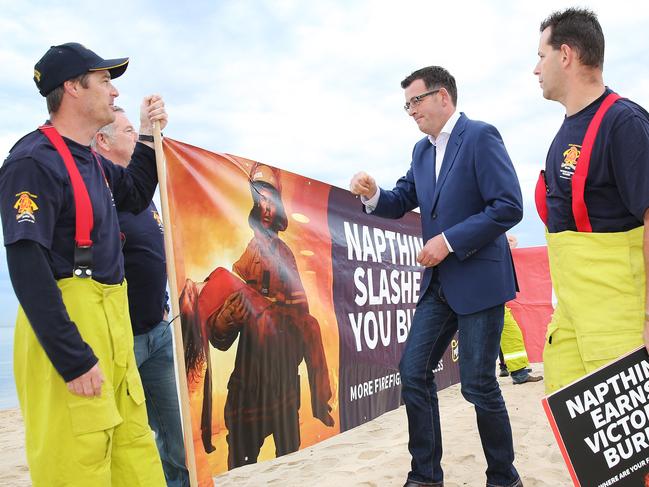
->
[0,0,648,320]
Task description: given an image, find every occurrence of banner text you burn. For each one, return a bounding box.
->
[343,221,423,352]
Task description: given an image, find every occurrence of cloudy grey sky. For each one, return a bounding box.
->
[0,0,648,321]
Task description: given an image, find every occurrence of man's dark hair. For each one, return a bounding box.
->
[46,73,90,114]
[401,66,457,106]
[540,8,604,68]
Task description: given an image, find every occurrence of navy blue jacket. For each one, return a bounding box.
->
[374,113,523,314]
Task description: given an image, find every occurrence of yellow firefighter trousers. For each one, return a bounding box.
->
[14,277,166,486]
[500,306,529,373]
[543,226,645,394]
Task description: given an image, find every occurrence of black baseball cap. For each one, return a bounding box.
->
[33,42,129,96]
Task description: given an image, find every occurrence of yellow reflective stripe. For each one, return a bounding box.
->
[266,297,306,304]
[503,351,528,361]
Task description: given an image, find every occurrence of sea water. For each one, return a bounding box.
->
[0,325,16,409]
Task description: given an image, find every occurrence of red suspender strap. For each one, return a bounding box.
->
[38,125,95,277]
[571,93,621,232]
[535,170,549,226]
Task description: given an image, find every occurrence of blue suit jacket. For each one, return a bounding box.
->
[373,113,523,314]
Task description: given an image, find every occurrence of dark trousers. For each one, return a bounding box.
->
[399,278,519,486]
[225,393,300,469]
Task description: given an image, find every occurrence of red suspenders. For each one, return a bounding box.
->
[39,124,96,277]
[535,93,622,232]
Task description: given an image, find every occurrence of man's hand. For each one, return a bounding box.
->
[507,234,518,250]
[139,94,168,136]
[218,291,254,327]
[417,234,450,267]
[349,171,378,199]
[66,363,104,397]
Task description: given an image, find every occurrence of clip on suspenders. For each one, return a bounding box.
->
[571,93,621,232]
[38,125,95,278]
[534,170,549,227]
[534,92,622,231]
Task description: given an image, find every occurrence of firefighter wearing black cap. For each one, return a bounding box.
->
[0,42,167,486]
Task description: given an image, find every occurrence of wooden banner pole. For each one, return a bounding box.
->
[153,122,200,487]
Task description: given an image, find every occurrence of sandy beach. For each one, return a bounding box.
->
[0,408,30,487]
[0,364,570,487]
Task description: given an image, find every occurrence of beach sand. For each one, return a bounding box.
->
[0,408,30,487]
[0,364,570,486]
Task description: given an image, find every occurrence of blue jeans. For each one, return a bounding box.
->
[510,368,532,383]
[134,321,190,487]
[399,279,519,486]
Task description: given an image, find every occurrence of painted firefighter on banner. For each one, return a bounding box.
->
[179,162,334,469]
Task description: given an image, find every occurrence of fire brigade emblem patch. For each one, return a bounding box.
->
[560,144,580,180]
[14,191,39,224]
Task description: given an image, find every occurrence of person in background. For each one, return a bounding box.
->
[94,106,189,487]
[498,235,543,385]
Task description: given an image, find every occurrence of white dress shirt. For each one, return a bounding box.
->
[428,110,461,179]
[362,110,461,252]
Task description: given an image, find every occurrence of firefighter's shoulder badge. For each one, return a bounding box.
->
[14,191,39,224]
[152,209,164,232]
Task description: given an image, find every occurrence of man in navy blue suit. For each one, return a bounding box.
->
[350,66,523,487]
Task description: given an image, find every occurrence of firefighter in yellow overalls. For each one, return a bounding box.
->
[498,235,543,384]
[0,43,168,486]
[534,10,649,393]
[499,307,544,384]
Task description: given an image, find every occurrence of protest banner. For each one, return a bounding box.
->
[543,346,649,487]
[161,138,461,484]
[160,137,551,484]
